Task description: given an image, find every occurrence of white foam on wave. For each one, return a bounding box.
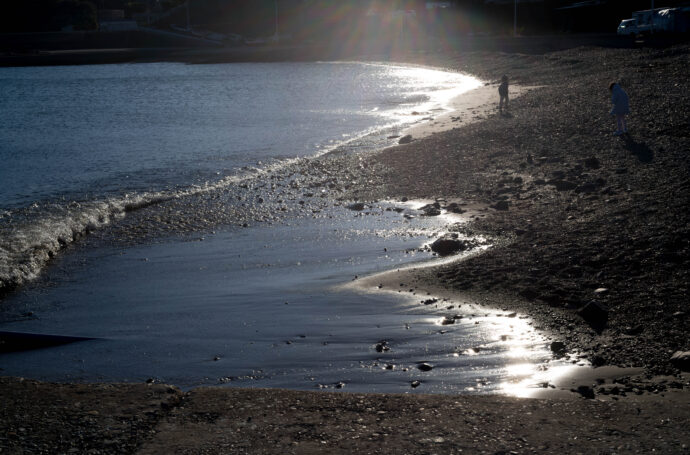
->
[0,164,283,293]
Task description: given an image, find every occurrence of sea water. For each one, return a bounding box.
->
[0,61,566,394]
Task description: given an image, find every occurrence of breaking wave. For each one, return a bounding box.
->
[0,166,275,295]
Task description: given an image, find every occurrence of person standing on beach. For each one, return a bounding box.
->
[498,75,509,114]
[609,81,629,136]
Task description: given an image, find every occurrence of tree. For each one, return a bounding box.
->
[52,0,98,30]
[1,0,97,32]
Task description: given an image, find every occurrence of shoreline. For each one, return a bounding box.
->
[347,261,686,401]
[401,83,537,142]
[349,44,689,376]
[1,42,689,453]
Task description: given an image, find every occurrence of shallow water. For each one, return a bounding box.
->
[0,201,568,394]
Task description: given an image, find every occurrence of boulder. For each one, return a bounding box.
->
[550,341,567,355]
[584,156,600,169]
[577,301,609,332]
[347,202,366,211]
[419,203,441,216]
[590,355,606,367]
[575,183,597,194]
[375,341,390,353]
[430,236,474,256]
[574,385,595,399]
[554,181,578,191]
[417,363,433,372]
[670,351,690,371]
[491,200,511,211]
[398,135,413,144]
[444,202,466,214]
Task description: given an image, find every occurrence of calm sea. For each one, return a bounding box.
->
[0,61,479,290]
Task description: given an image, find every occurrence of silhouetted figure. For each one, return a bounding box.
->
[498,75,509,113]
[609,81,629,136]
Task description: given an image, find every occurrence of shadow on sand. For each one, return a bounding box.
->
[623,135,654,163]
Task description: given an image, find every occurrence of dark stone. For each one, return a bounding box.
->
[577,301,609,332]
[444,202,466,214]
[519,288,539,300]
[584,156,600,169]
[575,183,597,194]
[623,325,643,335]
[347,202,366,211]
[375,341,390,353]
[398,134,413,144]
[419,203,441,216]
[670,351,690,371]
[417,363,433,372]
[411,380,421,388]
[590,355,606,367]
[574,385,595,399]
[539,293,563,306]
[550,341,567,355]
[554,181,578,191]
[430,236,475,256]
[491,200,511,211]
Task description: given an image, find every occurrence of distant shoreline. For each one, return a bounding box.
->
[0,32,659,68]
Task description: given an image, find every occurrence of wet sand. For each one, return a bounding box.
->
[402,83,537,141]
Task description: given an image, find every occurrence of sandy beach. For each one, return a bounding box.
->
[2,40,689,453]
[402,82,537,141]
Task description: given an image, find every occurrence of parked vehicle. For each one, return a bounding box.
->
[657,7,690,33]
[617,18,638,35]
[620,7,690,36]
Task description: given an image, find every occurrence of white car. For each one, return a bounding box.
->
[617,19,639,35]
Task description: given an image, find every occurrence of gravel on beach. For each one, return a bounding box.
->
[1,376,689,454]
[350,43,690,376]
